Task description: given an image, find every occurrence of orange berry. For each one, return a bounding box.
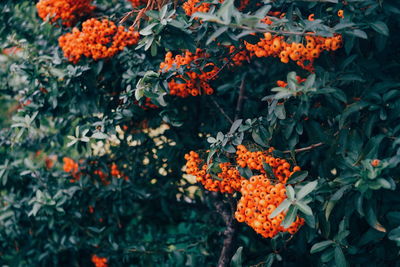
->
[371,159,380,167]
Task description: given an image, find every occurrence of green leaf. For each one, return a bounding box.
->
[139,23,158,36]
[339,101,368,128]
[264,253,275,267]
[334,246,347,267]
[310,240,334,254]
[295,201,313,216]
[346,29,368,39]
[230,246,243,267]
[206,26,228,45]
[370,21,389,36]
[365,201,386,232]
[207,137,217,143]
[252,130,267,146]
[286,186,295,201]
[192,13,219,22]
[274,105,286,120]
[296,181,318,200]
[287,171,308,184]
[229,119,243,134]
[269,199,291,219]
[282,205,298,229]
[304,74,316,90]
[388,226,400,245]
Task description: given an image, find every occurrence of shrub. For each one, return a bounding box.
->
[1,0,400,266]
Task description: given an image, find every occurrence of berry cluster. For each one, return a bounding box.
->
[59,18,139,63]
[135,97,158,110]
[92,162,129,185]
[63,157,81,182]
[36,0,95,27]
[185,145,305,238]
[235,174,304,237]
[183,0,210,16]
[228,46,251,67]
[2,46,22,56]
[183,0,250,16]
[160,49,218,97]
[128,0,148,8]
[185,151,244,193]
[91,255,108,267]
[236,145,300,183]
[62,158,128,184]
[245,32,343,71]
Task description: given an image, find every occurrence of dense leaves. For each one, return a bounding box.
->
[1,0,400,266]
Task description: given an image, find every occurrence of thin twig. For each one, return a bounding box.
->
[209,48,242,80]
[282,142,324,153]
[211,97,234,124]
[234,74,247,121]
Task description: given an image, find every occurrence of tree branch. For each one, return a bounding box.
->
[282,142,324,153]
[234,74,247,121]
[208,192,238,267]
[211,97,234,124]
[209,48,242,80]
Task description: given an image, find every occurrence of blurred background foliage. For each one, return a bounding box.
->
[1,0,400,266]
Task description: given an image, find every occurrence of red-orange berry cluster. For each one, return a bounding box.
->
[227,46,251,67]
[237,0,250,11]
[236,145,300,183]
[245,32,343,72]
[62,158,128,184]
[235,174,304,237]
[135,97,158,110]
[36,0,95,27]
[59,18,139,63]
[183,0,250,16]
[63,157,81,182]
[92,162,129,185]
[2,46,22,56]
[185,151,244,193]
[128,0,148,8]
[185,145,305,238]
[183,0,210,16]
[110,163,129,180]
[160,49,218,97]
[91,255,108,267]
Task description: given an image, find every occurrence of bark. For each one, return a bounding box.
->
[208,192,238,267]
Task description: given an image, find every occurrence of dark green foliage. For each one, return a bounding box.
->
[1,0,400,266]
